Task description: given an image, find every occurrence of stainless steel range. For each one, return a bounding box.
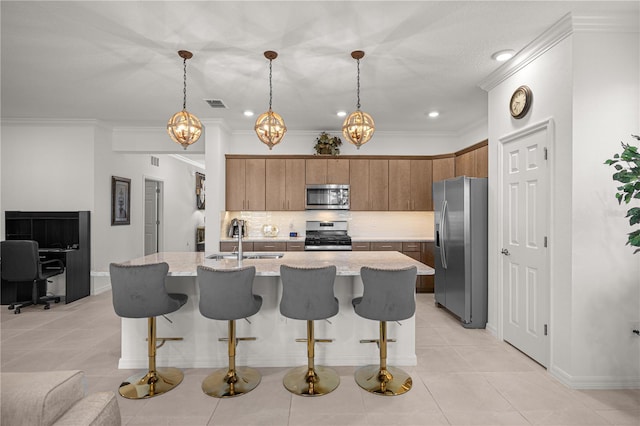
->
[304,220,352,251]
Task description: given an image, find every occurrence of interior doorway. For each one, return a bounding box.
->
[498,119,553,368]
[144,178,163,255]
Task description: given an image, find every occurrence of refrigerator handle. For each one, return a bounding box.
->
[440,199,448,269]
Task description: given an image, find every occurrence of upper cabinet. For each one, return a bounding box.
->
[433,156,456,183]
[265,158,305,211]
[225,141,487,212]
[388,159,432,210]
[455,140,488,178]
[306,158,350,184]
[350,159,388,211]
[226,158,266,210]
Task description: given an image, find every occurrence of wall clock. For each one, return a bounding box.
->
[509,85,532,119]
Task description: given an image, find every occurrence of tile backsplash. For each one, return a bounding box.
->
[220,210,434,240]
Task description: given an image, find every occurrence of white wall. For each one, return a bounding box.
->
[570,29,640,386]
[227,129,473,156]
[486,15,640,388]
[1,121,205,276]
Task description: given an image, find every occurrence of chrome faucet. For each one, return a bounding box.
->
[236,219,245,261]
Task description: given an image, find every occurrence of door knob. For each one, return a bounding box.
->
[501,248,510,256]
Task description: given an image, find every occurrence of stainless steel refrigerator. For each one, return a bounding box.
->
[433,176,488,329]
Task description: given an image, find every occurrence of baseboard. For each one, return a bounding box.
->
[549,364,640,389]
[90,275,111,295]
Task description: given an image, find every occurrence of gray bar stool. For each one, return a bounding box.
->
[353,266,417,396]
[279,265,339,396]
[110,262,187,399]
[197,265,263,398]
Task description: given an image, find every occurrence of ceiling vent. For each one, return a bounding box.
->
[204,99,227,109]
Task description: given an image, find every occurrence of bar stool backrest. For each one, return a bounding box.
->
[197,265,261,320]
[357,266,417,322]
[110,262,184,318]
[280,265,338,320]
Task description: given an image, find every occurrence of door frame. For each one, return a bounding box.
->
[143,176,164,254]
[496,118,555,366]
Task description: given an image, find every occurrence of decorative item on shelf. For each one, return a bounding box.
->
[313,132,342,156]
[604,134,640,253]
[195,172,205,210]
[342,50,375,149]
[262,224,279,237]
[167,50,202,150]
[255,51,286,150]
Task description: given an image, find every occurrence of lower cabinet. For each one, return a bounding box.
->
[419,242,435,293]
[253,241,286,252]
[220,241,254,252]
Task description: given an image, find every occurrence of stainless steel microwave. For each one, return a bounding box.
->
[305,184,350,210]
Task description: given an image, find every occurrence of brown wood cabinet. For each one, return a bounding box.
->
[455,140,488,178]
[225,158,266,210]
[349,159,388,211]
[389,159,432,210]
[266,158,305,210]
[253,241,286,252]
[419,242,435,293]
[305,158,349,184]
[220,241,254,252]
[433,156,456,183]
[286,241,305,251]
[371,241,402,251]
[351,242,370,251]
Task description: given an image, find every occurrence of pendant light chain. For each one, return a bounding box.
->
[268,58,273,111]
[182,57,188,110]
[356,57,361,110]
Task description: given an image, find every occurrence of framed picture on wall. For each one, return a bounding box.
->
[196,172,205,210]
[111,176,131,225]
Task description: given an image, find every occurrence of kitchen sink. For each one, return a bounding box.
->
[207,253,284,260]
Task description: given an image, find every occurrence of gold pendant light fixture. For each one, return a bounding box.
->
[167,50,202,150]
[342,50,375,149]
[255,51,286,150]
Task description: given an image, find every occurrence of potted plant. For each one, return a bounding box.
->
[604,134,640,253]
[313,132,342,156]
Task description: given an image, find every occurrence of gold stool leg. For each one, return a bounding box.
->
[119,317,184,399]
[283,320,340,396]
[202,320,261,398]
[354,321,412,396]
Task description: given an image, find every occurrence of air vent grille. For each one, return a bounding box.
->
[205,99,227,109]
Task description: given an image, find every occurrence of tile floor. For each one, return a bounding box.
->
[1,292,638,426]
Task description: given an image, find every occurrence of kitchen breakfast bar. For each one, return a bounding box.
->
[116,251,434,370]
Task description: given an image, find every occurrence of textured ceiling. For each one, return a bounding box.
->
[1,1,637,135]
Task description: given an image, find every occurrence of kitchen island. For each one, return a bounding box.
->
[116,251,434,369]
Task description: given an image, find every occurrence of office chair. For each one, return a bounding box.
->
[1,240,64,314]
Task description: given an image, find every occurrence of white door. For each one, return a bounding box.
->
[144,179,160,255]
[500,121,551,367]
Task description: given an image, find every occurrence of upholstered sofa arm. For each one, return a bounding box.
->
[1,370,120,426]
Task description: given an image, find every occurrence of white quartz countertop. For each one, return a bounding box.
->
[121,251,434,277]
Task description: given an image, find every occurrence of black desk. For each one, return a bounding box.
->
[2,211,91,305]
[1,249,89,305]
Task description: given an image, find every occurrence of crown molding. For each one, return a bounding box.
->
[478,12,639,92]
[1,117,105,128]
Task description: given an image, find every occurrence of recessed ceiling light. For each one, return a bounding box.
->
[243,110,254,117]
[492,50,515,62]
[337,111,347,117]
[428,111,439,118]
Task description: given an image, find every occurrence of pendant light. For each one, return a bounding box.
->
[167,50,202,150]
[342,50,375,149]
[255,51,286,150]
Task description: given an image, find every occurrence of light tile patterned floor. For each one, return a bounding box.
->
[1,292,638,426]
